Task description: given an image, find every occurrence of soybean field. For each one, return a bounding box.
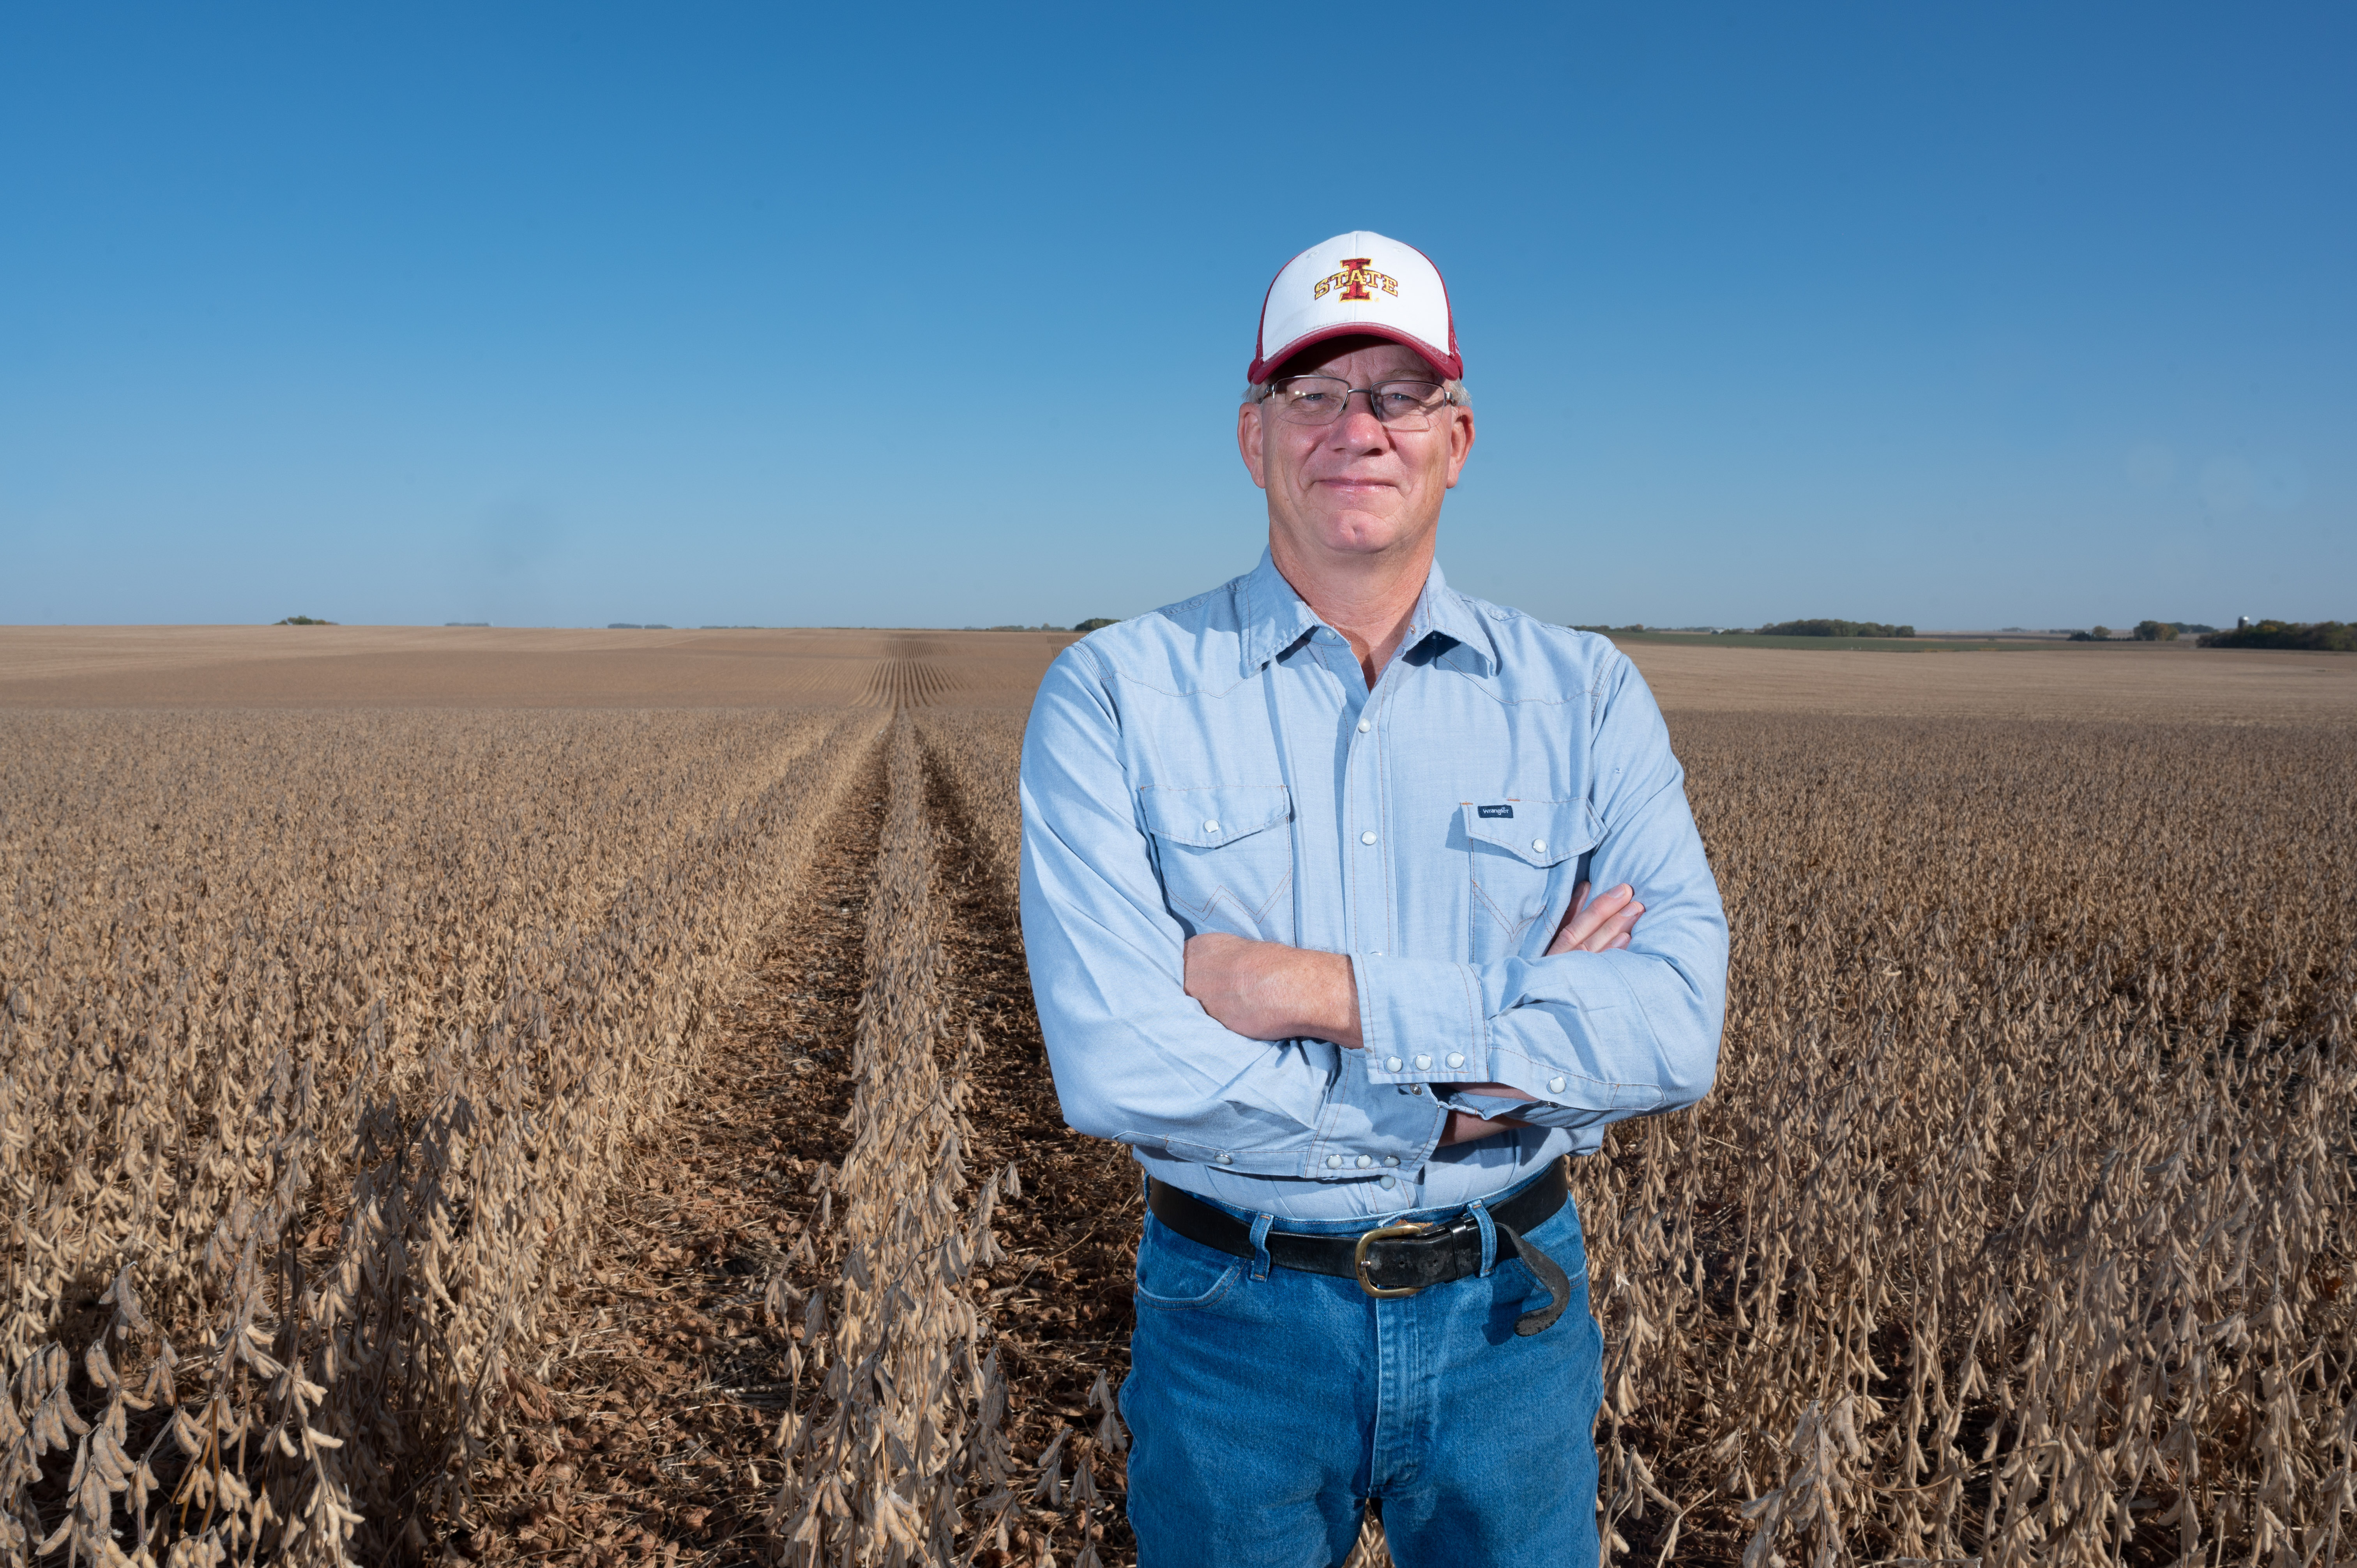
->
[2,627,2352,1568]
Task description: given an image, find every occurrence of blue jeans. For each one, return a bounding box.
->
[1121,1171,1603,1568]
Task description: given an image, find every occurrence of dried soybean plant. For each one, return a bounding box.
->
[1582,717,2357,1568]
[0,706,884,1563]
[911,712,1025,910]
[769,714,1025,1565]
[915,707,1137,1564]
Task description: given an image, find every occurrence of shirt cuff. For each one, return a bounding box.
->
[1349,953,1489,1083]
[1305,1045,1449,1180]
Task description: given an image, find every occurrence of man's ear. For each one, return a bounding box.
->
[1237,400,1269,491]
[1442,405,1475,489]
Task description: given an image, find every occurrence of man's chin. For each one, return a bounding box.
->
[1299,516,1424,557]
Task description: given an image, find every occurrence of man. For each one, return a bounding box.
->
[1018,231,1726,1567]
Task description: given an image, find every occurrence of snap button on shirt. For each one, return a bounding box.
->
[1204,819,1219,833]
[1385,1056,1403,1072]
[1445,1052,1466,1068]
[1357,719,1371,733]
[1532,838,1546,852]
[1360,830,1378,846]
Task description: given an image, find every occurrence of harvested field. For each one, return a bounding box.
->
[0,627,1072,710]
[2,627,2352,1566]
[9,624,2357,722]
[1621,639,2357,724]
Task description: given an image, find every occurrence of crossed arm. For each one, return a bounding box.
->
[1182,881,1645,1146]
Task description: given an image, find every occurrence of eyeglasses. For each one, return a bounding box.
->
[1258,375,1457,431]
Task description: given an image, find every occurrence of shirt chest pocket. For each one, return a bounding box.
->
[1140,785,1296,944]
[1463,799,1599,963]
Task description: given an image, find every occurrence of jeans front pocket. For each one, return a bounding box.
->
[1139,784,1295,943]
[1133,1213,1243,1312]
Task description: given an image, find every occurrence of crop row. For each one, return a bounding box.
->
[1,708,884,1562]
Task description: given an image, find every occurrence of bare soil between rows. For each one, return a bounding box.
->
[451,732,887,1565]
[451,719,1145,1566]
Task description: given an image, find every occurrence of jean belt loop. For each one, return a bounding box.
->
[1248,1212,1276,1283]
[1470,1199,1499,1278]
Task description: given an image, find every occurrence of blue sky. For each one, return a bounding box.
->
[3,4,2350,630]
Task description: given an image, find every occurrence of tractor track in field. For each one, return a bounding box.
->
[457,708,1143,1566]
[456,723,891,1566]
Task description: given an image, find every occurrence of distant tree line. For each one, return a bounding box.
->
[274,615,335,625]
[2067,621,2215,641]
[1566,620,1919,638]
[1753,619,1915,639]
[2199,620,2355,652]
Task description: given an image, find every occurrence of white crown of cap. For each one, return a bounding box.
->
[1249,230,1461,383]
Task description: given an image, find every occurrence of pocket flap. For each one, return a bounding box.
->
[1139,785,1293,849]
[1461,798,1597,868]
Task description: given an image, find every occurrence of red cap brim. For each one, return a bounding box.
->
[1248,324,1461,385]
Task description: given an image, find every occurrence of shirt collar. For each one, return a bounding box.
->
[1410,560,1497,671]
[1236,549,1500,678]
[1236,550,1324,674]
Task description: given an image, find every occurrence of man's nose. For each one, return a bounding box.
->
[1330,391,1391,445]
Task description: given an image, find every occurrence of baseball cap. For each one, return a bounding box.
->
[1247,230,1462,384]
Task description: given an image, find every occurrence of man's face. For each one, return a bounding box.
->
[1237,338,1475,568]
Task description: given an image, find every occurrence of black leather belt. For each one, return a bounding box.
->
[1145,1157,1576,1337]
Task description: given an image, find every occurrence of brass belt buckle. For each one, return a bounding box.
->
[1353,1221,1432,1298]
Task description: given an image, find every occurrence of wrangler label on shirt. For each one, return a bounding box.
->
[1477,803,1515,819]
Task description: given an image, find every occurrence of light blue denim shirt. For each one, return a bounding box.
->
[1018,551,1727,1222]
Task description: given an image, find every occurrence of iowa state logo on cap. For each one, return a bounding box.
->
[1315,258,1399,303]
[1248,230,1462,384]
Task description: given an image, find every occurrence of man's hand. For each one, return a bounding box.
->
[1182,932,1362,1049]
[1438,1103,1526,1145]
[1549,881,1642,955]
